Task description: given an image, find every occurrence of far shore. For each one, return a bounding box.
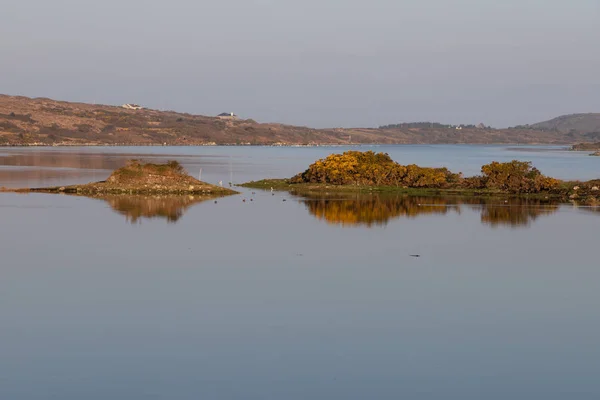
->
[0,142,583,149]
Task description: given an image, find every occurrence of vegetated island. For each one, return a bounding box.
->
[1,160,238,196]
[241,150,600,204]
[571,142,600,156]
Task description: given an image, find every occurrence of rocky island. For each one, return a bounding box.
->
[242,150,600,204]
[2,160,238,196]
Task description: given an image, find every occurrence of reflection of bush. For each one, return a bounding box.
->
[302,194,559,228]
[480,201,558,227]
[304,195,459,227]
[100,195,211,223]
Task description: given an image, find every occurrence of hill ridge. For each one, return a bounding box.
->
[517,113,600,134]
[1,94,597,146]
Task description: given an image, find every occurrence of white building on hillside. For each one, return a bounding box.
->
[217,112,238,120]
[122,104,144,110]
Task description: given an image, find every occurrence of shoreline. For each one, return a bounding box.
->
[0,142,583,148]
[240,179,600,204]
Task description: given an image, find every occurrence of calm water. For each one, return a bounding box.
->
[1,146,599,399]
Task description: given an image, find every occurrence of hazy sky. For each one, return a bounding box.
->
[2,0,599,128]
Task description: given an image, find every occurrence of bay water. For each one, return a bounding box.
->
[0,145,598,399]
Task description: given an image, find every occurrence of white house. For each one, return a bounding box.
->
[122,104,144,110]
[217,112,238,120]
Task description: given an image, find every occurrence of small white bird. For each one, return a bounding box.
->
[219,180,223,187]
[271,187,274,192]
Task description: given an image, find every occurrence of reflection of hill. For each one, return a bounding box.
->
[0,151,124,171]
[0,151,196,187]
[97,195,213,223]
[300,193,560,228]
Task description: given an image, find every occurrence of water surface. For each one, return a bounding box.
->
[1,146,598,399]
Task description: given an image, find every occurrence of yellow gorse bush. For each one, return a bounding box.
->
[291,151,460,188]
[290,151,560,194]
[480,160,560,193]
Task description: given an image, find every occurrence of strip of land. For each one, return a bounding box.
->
[571,142,600,156]
[2,94,600,146]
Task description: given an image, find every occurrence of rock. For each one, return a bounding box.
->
[592,186,599,191]
[188,185,194,191]
[58,187,65,192]
[573,186,580,191]
[569,194,578,199]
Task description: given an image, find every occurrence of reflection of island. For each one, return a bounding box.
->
[304,195,459,227]
[300,193,560,228]
[96,194,213,223]
[579,206,600,216]
[479,202,557,227]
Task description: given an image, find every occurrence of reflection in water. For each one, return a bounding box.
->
[0,166,101,186]
[0,152,126,188]
[0,151,212,188]
[480,202,557,227]
[92,194,214,223]
[0,150,190,171]
[580,205,600,216]
[303,194,459,227]
[300,193,560,228]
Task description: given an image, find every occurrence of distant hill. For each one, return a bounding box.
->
[0,94,596,146]
[516,113,600,138]
[379,122,487,130]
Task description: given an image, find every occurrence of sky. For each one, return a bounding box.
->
[1,0,599,128]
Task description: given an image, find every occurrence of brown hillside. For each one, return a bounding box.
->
[0,94,593,145]
[526,113,600,135]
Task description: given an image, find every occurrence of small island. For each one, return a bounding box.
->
[571,142,600,156]
[242,150,600,203]
[2,160,238,196]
